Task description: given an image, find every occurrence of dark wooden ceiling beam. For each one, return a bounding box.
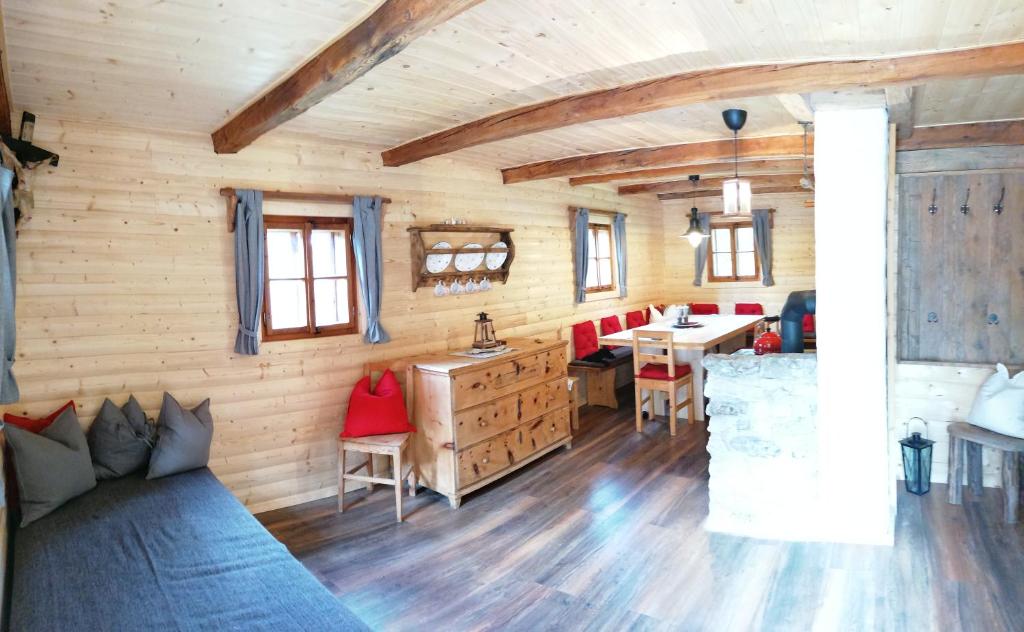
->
[620,174,806,196]
[382,41,1024,166]
[212,0,482,154]
[658,185,808,201]
[899,119,1024,151]
[569,158,809,186]
[503,135,808,184]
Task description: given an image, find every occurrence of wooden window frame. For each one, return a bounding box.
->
[262,215,358,341]
[585,223,617,293]
[707,221,760,283]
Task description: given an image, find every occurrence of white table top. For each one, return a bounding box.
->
[597,314,762,350]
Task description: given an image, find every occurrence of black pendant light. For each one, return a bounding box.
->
[683,175,707,247]
[721,108,751,215]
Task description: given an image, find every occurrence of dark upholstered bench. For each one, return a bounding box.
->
[568,348,632,409]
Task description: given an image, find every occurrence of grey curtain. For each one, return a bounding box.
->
[692,213,712,287]
[0,166,17,403]
[573,208,590,303]
[352,196,390,344]
[752,209,775,286]
[612,212,627,298]
[234,190,264,355]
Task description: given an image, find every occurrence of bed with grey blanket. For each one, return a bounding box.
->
[9,468,367,631]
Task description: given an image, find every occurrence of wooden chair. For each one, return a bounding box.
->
[947,422,1024,524]
[631,330,695,436]
[338,363,417,522]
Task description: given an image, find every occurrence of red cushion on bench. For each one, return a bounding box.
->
[637,363,692,381]
[572,321,600,359]
[600,315,624,350]
[734,303,764,315]
[690,303,719,315]
[4,400,76,434]
[341,370,416,438]
[625,310,646,329]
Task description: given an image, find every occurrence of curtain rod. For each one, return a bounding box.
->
[220,188,392,233]
[567,206,626,218]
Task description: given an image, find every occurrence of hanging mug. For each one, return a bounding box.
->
[434,280,448,297]
[480,277,491,292]
[450,279,464,295]
[466,278,478,293]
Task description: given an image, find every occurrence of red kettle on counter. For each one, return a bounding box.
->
[753,316,782,355]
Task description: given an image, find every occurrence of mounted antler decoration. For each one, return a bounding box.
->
[1,112,61,230]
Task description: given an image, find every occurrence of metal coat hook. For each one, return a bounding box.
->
[959,187,970,215]
[927,188,938,215]
[993,187,1005,215]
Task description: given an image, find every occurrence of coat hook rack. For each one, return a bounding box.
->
[927,188,938,215]
[959,187,970,215]
[993,187,1005,214]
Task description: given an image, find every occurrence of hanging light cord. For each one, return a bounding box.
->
[733,130,739,178]
[802,124,809,178]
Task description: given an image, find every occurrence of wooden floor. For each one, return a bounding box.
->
[259,397,1024,632]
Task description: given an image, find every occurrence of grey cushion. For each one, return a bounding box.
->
[88,396,155,480]
[147,393,213,479]
[5,406,97,526]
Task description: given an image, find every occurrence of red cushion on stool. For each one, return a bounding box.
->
[734,303,764,315]
[625,310,646,329]
[690,303,719,315]
[341,370,416,438]
[637,363,692,381]
[572,321,599,359]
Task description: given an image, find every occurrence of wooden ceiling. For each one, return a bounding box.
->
[5,0,1024,175]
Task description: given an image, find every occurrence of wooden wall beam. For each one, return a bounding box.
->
[503,135,808,184]
[212,0,482,154]
[657,185,808,201]
[382,41,1024,167]
[886,87,916,141]
[899,119,1024,151]
[619,173,805,196]
[569,158,808,186]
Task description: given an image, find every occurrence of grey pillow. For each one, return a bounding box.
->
[88,396,156,480]
[6,406,97,526]
[147,393,213,480]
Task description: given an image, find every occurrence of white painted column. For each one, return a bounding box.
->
[814,107,895,545]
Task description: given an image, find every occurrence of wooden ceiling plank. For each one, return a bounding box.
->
[212,0,483,154]
[776,93,814,122]
[382,41,1024,167]
[619,173,806,195]
[569,158,809,186]
[657,185,808,201]
[899,119,1024,151]
[502,135,808,184]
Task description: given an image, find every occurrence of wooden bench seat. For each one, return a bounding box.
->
[947,421,1024,524]
[568,352,633,409]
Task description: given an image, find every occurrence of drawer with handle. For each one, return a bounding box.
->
[457,407,571,489]
[452,347,567,411]
[453,377,569,448]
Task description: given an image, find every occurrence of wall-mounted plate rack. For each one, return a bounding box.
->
[408,224,515,290]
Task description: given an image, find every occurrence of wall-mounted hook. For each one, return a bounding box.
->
[959,187,970,215]
[993,187,1005,215]
[927,311,939,323]
[988,313,999,326]
[927,188,938,215]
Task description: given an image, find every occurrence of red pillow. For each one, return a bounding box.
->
[600,316,624,350]
[625,310,646,329]
[341,370,416,438]
[803,314,816,333]
[4,400,76,434]
[572,321,599,359]
[690,303,719,315]
[734,303,764,315]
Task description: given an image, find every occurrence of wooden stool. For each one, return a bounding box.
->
[338,433,416,522]
[947,422,1024,524]
[631,330,694,437]
[567,376,584,432]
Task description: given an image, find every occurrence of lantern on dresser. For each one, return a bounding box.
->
[472,312,503,350]
[899,418,935,495]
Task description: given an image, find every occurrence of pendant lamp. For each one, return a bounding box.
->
[721,109,751,216]
[682,175,707,247]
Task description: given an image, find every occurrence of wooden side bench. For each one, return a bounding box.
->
[947,421,1024,524]
[568,353,632,409]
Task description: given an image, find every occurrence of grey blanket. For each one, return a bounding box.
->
[10,468,367,632]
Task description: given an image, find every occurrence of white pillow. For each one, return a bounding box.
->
[648,304,663,321]
[967,364,1024,438]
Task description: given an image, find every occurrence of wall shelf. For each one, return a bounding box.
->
[408,224,515,290]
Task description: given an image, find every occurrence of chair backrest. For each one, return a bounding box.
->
[631,330,679,378]
[571,321,599,359]
[734,302,764,315]
[690,303,719,315]
[625,310,646,329]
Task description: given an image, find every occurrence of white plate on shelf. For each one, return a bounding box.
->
[455,243,485,272]
[485,241,508,270]
[426,242,452,273]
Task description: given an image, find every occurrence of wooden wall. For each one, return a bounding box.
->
[659,191,815,316]
[0,118,665,513]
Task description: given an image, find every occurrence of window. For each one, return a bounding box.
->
[585,223,615,292]
[707,222,759,283]
[263,215,357,340]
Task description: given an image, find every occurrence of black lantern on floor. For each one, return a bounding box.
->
[900,418,934,495]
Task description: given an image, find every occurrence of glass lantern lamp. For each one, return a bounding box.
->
[899,420,935,495]
[473,312,502,350]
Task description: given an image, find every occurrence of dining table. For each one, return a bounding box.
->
[596,314,763,421]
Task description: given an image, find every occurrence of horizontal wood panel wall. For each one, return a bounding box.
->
[0,119,665,514]
[659,192,815,316]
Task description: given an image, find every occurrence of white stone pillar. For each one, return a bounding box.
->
[814,107,895,545]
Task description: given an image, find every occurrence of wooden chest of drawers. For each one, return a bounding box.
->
[407,337,571,508]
